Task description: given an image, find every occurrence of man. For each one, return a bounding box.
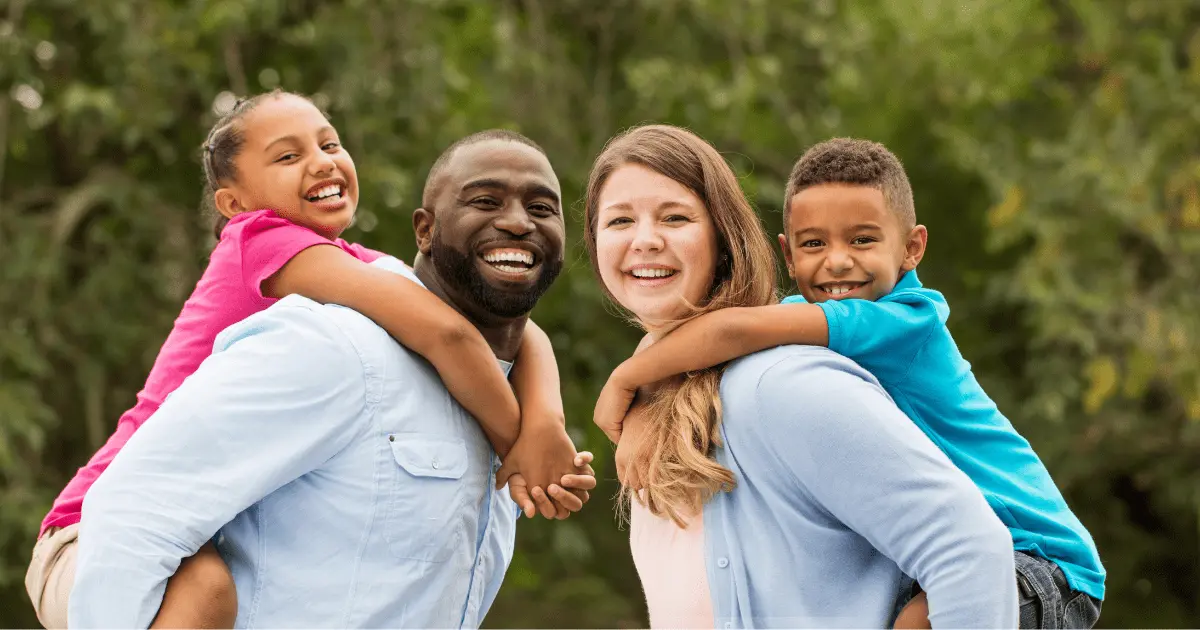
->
[69,130,594,628]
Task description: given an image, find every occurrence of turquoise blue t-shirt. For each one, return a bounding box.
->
[781,270,1105,600]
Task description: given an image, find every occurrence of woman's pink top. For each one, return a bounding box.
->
[39,209,385,536]
[629,499,715,629]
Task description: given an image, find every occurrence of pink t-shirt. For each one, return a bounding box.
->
[40,209,386,536]
[629,499,715,629]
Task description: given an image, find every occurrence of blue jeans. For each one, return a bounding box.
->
[895,551,1102,628]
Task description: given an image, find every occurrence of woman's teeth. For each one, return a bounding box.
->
[307,185,342,201]
[631,268,676,278]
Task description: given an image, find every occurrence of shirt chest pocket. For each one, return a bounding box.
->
[382,434,473,563]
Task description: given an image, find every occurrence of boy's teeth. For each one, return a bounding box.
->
[632,268,675,278]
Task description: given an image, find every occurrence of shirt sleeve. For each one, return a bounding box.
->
[237,210,335,299]
[68,300,374,629]
[754,355,1017,629]
[815,293,948,384]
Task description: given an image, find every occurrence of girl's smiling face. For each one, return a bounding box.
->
[214,94,359,239]
[595,163,719,330]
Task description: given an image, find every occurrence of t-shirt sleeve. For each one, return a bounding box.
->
[236,211,334,299]
[337,239,389,264]
[816,292,948,383]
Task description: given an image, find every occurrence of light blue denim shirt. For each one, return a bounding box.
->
[69,259,518,629]
[704,345,1018,628]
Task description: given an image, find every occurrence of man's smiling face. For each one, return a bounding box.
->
[418,139,565,319]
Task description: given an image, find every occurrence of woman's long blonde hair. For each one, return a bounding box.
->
[584,125,778,526]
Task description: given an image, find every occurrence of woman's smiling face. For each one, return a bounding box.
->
[595,163,719,330]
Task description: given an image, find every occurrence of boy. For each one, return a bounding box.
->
[592,138,1104,629]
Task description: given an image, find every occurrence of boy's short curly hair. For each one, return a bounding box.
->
[782,138,916,231]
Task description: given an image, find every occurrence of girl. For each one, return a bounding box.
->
[26,90,577,629]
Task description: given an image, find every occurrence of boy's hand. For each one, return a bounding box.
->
[494,415,577,500]
[507,452,596,519]
[594,370,637,444]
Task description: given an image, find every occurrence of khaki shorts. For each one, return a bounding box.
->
[25,524,78,630]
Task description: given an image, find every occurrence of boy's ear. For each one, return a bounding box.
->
[777,233,795,275]
[901,224,928,272]
[213,187,246,220]
[413,207,434,255]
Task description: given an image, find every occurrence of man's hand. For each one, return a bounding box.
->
[507,452,596,519]
[494,415,577,500]
[594,369,637,444]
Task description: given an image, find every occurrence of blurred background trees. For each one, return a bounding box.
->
[2,0,1198,627]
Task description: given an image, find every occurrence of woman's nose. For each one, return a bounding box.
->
[630,221,664,252]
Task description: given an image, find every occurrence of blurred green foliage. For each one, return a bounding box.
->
[2,0,1199,627]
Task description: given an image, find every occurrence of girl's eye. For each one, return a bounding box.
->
[801,239,824,248]
[322,142,341,151]
[275,153,299,163]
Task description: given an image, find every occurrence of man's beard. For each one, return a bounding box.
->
[430,233,563,318]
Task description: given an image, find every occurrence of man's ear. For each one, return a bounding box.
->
[777,233,795,276]
[213,187,246,220]
[413,207,435,255]
[901,224,928,272]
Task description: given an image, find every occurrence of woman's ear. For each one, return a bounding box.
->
[901,225,928,272]
[213,187,246,220]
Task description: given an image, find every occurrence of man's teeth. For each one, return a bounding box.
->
[483,251,534,265]
[631,268,676,278]
[308,185,342,201]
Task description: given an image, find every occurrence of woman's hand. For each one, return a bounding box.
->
[614,404,651,490]
[594,369,637,444]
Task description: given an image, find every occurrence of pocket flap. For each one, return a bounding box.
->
[388,435,468,479]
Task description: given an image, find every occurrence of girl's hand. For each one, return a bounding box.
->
[594,372,637,444]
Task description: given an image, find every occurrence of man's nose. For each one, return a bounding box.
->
[494,200,535,236]
[630,221,664,252]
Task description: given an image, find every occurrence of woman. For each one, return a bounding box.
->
[583,125,1015,628]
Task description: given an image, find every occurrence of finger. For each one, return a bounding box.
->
[531,486,557,520]
[548,484,583,512]
[574,451,594,468]
[508,483,536,518]
[560,473,597,491]
[494,460,516,490]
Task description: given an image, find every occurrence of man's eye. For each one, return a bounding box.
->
[529,203,558,215]
[471,197,500,208]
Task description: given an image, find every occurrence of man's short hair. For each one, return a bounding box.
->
[421,130,547,209]
[782,138,916,231]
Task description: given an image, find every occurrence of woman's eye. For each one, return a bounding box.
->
[605,217,632,227]
[664,215,689,223]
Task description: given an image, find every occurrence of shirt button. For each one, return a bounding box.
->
[717,557,729,568]
[432,458,440,470]
[724,622,732,629]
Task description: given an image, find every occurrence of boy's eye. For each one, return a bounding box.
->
[852,236,877,245]
[800,239,824,248]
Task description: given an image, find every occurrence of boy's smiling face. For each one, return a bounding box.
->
[780,183,927,303]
